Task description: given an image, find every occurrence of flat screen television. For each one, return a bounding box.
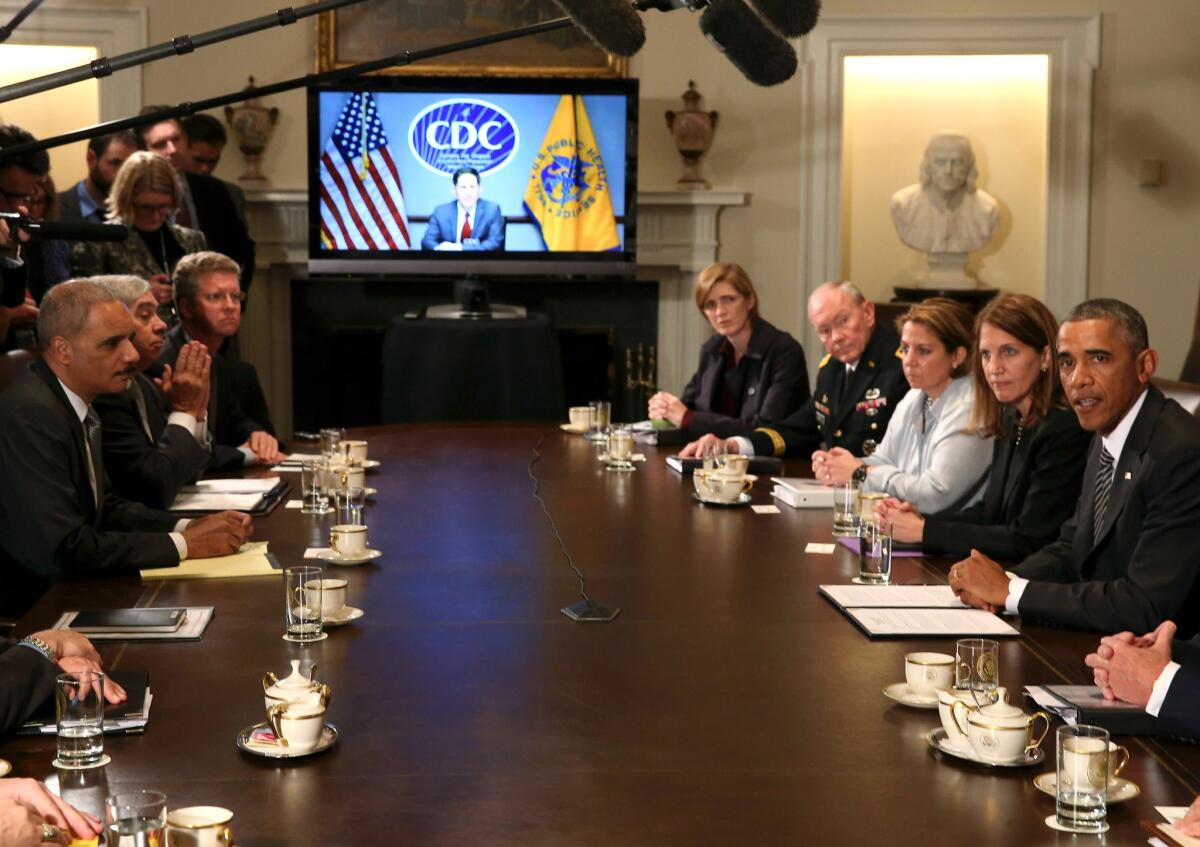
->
[307,75,638,277]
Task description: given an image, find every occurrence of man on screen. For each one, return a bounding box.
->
[421,167,506,252]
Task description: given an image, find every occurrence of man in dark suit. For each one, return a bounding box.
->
[420,167,506,252]
[951,299,1200,636]
[137,111,256,298]
[159,252,283,468]
[180,113,247,227]
[1085,620,1200,739]
[0,280,251,618]
[55,130,141,225]
[682,281,909,459]
[92,274,212,508]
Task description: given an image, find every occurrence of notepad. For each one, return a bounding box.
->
[843,607,1018,637]
[180,478,281,494]
[819,584,966,609]
[1157,808,1200,847]
[141,542,278,581]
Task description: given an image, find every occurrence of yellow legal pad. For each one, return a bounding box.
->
[140,541,278,581]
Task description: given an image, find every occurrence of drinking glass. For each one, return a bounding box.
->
[700,436,727,474]
[284,565,325,642]
[318,427,344,458]
[859,491,886,528]
[55,671,105,767]
[334,485,366,525]
[1056,725,1110,831]
[606,426,635,469]
[300,460,330,515]
[832,482,860,537]
[105,790,166,847]
[857,521,892,584]
[586,400,611,442]
[956,638,1000,703]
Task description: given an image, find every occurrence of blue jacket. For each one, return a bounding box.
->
[421,199,506,252]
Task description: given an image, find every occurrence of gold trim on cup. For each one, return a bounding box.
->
[166,808,234,830]
[906,654,955,666]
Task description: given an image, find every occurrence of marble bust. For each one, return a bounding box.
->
[890,133,1000,256]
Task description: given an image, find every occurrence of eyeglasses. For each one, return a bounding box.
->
[0,189,37,206]
[198,291,247,304]
[132,201,174,215]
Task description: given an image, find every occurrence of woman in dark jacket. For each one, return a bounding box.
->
[648,262,809,438]
[877,293,1090,561]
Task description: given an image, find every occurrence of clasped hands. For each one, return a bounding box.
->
[946,550,1012,613]
[647,391,687,428]
[810,447,860,485]
[1084,619,1176,707]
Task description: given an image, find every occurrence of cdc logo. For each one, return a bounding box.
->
[408,99,519,177]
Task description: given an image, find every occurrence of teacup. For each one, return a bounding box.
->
[936,686,1005,749]
[166,806,233,847]
[956,699,1051,764]
[904,652,955,697]
[699,472,756,503]
[341,440,369,465]
[266,701,326,753]
[1061,737,1130,791]
[329,524,368,558]
[568,406,592,429]
[331,464,365,491]
[306,577,347,616]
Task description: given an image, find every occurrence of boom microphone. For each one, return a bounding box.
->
[699,0,798,86]
[742,0,821,38]
[0,213,129,242]
[550,0,646,57]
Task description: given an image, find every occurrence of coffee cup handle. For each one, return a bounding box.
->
[740,478,754,495]
[292,586,306,607]
[1111,743,1130,778]
[266,704,289,747]
[218,826,233,846]
[1025,711,1051,754]
[950,700,971,738]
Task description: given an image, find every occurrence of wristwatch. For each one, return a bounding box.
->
[851,463,868,484]
[18,634,57,665]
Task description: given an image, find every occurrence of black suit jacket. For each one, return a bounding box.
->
[748,322,909,458]
[93,372,211,508]
[159,325,262,470]
[0,639,57,737]
[922,406,1090,561]
[679,318,810,439]
[0,361,180,617]
[184,171,256,296]
[1014,386,1200,636]
[56,181,104,224]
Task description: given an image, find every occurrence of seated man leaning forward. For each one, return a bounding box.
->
[1085,620,1200,741]
[950,299,1200,636]
[681,280,909,460]
[0,280,252,619]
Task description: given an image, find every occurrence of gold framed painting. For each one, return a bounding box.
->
[315,1,626,77]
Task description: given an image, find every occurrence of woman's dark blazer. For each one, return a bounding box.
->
[922,405,1090,562]
[679,318,810,439]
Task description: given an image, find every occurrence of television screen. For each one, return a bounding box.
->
[307,76,638,276]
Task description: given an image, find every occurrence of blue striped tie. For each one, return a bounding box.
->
[1092,446,1115,545]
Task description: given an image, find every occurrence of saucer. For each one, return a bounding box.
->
[926,728,1044,768]
[692,492,751,507]
[1044,815,1109,835]
[883,682,939,709]
[363,486,378,498]
[0,758,11,777]
[322,605,364,627]
[560,423,589,434]
[359,459,380,470]
[1033,772,1140,804]
[236,721,338,759]
[51,754,111,770]
[317,548,382,566]
[596,452,646,464]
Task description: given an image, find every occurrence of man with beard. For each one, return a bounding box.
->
[0,280,252,618]
[56,130,142,225]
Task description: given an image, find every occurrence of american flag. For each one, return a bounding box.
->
[319,92,411,250]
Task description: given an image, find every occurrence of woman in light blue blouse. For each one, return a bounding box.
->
[812,297,993,513]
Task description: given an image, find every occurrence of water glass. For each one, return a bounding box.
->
[699,436,727,473]
[319,427,344,458]
[105,790,166,847]
[55,671,105,766]
[607,426,635,466]
[586,400,611,442]
[859,491,886,528]
[284,565,324,642]
[300,460,330,515]
[956,638,1000,701]
[1056,725,1110,831]
[833,482,860,537]
[334,485,366,524]
[857,521,892,584]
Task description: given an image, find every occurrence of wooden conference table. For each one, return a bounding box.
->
[4,424,1199,845]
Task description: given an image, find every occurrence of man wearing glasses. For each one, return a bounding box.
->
[159,251,283,467]
[0,122,46,351]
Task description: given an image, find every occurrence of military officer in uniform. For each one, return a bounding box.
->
[681,281,908,459]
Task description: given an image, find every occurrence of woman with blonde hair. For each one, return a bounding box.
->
[876,293,1090,559]
[647,262,809,438]
[813,297,993,513]
[71,151,206,314]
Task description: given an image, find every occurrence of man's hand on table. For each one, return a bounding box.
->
[182,510,253,558]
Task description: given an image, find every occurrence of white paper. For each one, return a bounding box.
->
[285,500,303,509]
[805,543,836,554]
[1155,808,1200,847]
[270,464,303,473]
[1024,686,1078,726]
[820,584,966,609]
[1159,808,1190,823]
[282,452,322,463]
[845,607,1018,636]
[751,505,781,515]
[181,477,280,494]
[305,547,331,559]
[168,492,265,511]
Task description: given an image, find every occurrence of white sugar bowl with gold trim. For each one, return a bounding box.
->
[954,696,1050,763]
[262,659,331,711]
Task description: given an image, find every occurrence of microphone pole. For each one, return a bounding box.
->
[0,0,373,105]
[0,16,576,160]
[0,0,45,45]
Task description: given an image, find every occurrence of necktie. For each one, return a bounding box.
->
[84,408,104,509]
[1092,446,1115,545]
[460,212,472,242]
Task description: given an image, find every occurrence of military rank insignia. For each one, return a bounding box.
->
[856,391,887,417]
[815,398,831,426]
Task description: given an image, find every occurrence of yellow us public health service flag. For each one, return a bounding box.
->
[523,95,620,252]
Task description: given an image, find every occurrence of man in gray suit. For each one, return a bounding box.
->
[55,130,141,224]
